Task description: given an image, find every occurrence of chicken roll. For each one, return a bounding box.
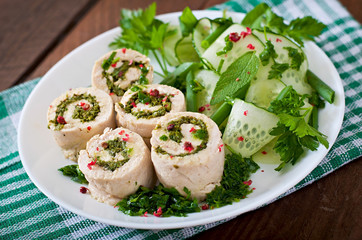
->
[92,48,153,103]
[115,84,186,139]
[47,87,115,161]
[78,127,156,205]
[150,112,225,201]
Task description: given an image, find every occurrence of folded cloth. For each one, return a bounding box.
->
[1,0,361,239]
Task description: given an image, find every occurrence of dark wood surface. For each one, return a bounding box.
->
[1,0,360,239]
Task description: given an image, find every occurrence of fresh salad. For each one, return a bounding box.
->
[60,2,335,217]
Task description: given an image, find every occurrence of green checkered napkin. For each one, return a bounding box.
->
[1,0,361,239]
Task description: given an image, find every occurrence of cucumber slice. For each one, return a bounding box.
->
[223,99,279,158]
[201,24,264,73]
[252,138,282,165]
[194,69,221,117]
[175,35,200,63]
[192,18,219,56]
[164,25,182,66]
[253,30,312,95]
[245,62,286,109]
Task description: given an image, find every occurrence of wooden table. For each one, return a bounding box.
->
[1,0,360,239]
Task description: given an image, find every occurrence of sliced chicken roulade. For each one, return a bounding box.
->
[115,84,186,142]
[47,87,115,161]
[92,48,153,103]
[150,112,225,201]
[78,127,156,205]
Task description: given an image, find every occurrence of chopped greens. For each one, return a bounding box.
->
[259,39,278,66]
[116,185,200,217]
[283,46,305,70]
[268,62,289,80]
[205,152,259,208]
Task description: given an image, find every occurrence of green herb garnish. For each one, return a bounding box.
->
[216,34,233,56]
[259,39,278,66]
[116,185,200,217]
[58,165,88,184]
[179,7,198,37]
[283,47,305,70]
[110,2,174,77]
[268,62,289,80]
[242,3,326,47]
[192,129,207,140]
[159,135,168,141]
[205,152,259,208]
[211,51,260,105]
[268,86,329,171]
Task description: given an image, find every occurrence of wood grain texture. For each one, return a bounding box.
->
[340,0,362,23]
[27,0,219,80]
[0,0,92,91]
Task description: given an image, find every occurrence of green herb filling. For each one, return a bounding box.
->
[121,90,173,119]
[95,138,131,171]
[155,116,209,157]
[49,93,100,130]
[101,52,150,97]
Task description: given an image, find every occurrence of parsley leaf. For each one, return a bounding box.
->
[109,2,173,76]
[58,165,88,184]
[269,86,329,171]
[286,16,327,46]
[268,85,305,116]
[270,126,304,171]
[278,113,329,149]
[242,3,326,46]
[268,62,289,80]
[137,91,151,104]
[259,39,278,66]
[283,47,305,70]
[179,7,198,37]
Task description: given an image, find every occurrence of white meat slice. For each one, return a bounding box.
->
[150,112,225,201]
[115,84,186,138]
[92,48,154,103]
[47,87,115,161]
[78,127,156,205]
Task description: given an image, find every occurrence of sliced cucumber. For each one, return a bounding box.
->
[245,62,286,109]
[253,30,312,95]
[252,138,282,165]
[163,25,182,66]
[175,35,200,64]
[223,99,279,158]
[194,69,221,117]
[201,24,264,73]
[192,18,219,56]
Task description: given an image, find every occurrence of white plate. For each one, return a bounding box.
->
[18,10,345,229]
